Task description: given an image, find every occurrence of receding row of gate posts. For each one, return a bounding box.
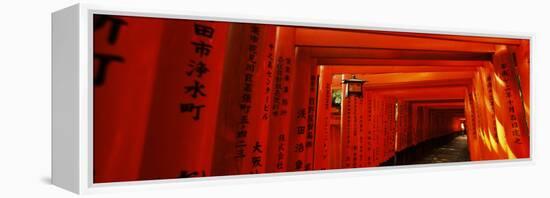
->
[92,15,530,183]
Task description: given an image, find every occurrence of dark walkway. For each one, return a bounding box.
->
[384,133,470,166]
[411,134,470,164]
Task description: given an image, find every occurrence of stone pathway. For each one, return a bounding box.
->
[412,135,470,164]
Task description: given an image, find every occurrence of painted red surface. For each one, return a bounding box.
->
[93,14,530,183]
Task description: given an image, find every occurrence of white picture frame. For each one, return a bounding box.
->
[52,3,534,194]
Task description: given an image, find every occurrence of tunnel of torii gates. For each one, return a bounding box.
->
[93,16,530,183]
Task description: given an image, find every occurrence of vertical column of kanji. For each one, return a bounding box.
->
[234,24,278,175]
[389,97,397,161]
[477,73,492,160]
[381,97,388,162]
[139,20,229,180]
[465,89,480,161]
[209,24,276,176]
[352,79,362,168]
[481,67,502,159]
[481,64,505,159]
[512,41,530,128]
[246,25,277,174]
[313,66,332,170]
[491,45,530,159]
[471,84,486,160]
[380,96,387,163]
[287,48,313,172]
[266,27,297,172]
[340,75,351,169]
[351,90,361,168]
[363,91,374,167]
[387,97,395,162]
[232,24,257,174]
[474,86,485,160]
[369,93,377,166]
[378,96,388,163]
[210,24,247,176]
[304,58,319,171]
[93,15,166,183]
[374,94,383,165]
[357,89,366,168]
[383,97,391,162]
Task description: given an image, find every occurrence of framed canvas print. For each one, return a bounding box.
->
[52,3,532,194]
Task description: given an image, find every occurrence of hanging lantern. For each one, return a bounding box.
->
[342,75,366,97]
